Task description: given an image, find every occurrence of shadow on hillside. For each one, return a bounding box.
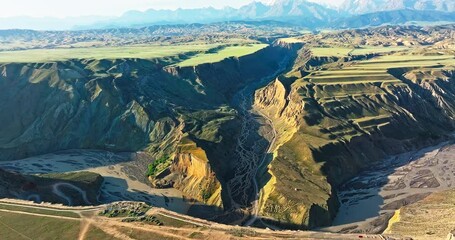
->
[326,140,450,233]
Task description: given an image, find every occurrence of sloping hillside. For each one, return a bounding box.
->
[253,27,455,228]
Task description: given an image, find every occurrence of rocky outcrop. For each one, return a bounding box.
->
[151,137,221,205]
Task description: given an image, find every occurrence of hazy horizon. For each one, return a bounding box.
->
[0,0,342,18]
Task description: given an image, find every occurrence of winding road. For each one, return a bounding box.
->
[52,182,92,206]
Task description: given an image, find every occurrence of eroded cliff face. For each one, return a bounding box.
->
[0,44,296,215]
[151,137,222,205]
[0,60,183,161]
[4,38,454,229]
[253,49,455,228]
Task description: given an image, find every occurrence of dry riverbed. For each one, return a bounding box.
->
[0,150,190,214]
[322,141,455,234]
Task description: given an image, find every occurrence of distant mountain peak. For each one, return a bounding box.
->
[340,0,455,14]
[1,0,453,30]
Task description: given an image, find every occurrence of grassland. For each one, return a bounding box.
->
[306,53,455,86]
[152,213,198,228]
[0,42,268,67]
[309,46,409,57]
[0,203,80,218]
[350,46,408,55]
[360,54,455,63]
[0,211,80,240]
[176,44,268,67]
[310,47,353,57]
[0,44,223,63]
[85,227,115,240]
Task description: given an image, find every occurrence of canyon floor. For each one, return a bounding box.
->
[322,140,455,235]
[1,24,455,239]
[0,150,190,214]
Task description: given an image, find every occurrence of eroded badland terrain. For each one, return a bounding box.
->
[1,24,455,239]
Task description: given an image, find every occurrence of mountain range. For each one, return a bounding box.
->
[1,0,454,30]
[340,0,455,14]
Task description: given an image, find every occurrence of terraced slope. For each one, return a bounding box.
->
[254,47,455,228]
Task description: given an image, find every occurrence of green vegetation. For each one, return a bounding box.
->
[85,227,115,240]
[357,55,455,67]
[147,155,171,177]
[116,226,176,240]
[200,180,218,202]
[350,46,408,55]
[227,228,258,237]
[310,46,410,57]
[0,42,268,66]
[279,37,305,43]
[0,211,80,240]
[188,232,204,239]
[176,44,268,67]
[99,203,151,218]
[0,203,80,218]
[305,53,454,86]
[122,215,163,226]
[0,44,223,63]
[310,47,353,57]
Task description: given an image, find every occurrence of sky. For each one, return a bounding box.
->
[0,0,342,18]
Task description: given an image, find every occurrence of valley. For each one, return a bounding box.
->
[324,141,455,234]
[0,150,190,213]
[0,23,455,239]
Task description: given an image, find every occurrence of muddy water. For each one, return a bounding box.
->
[0,150,190,214]
[322,141,455,233]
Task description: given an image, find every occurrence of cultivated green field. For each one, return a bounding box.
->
[351,55,455,69]
[0,44,223,63]
[310,46,409,57]
[306,52,454,88]
[350,46,408,55]
[176,44,268,67]
[310,47,353,57]
[361,54,455,63]
[0,42,268,67]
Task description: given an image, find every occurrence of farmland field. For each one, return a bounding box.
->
[350,46,409,55]
[309,46,410,57]
[0,42,269,67]
[175,44,268,67]
[0,43,226,63]
[306,52,455,85]
[310,47,353,57]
